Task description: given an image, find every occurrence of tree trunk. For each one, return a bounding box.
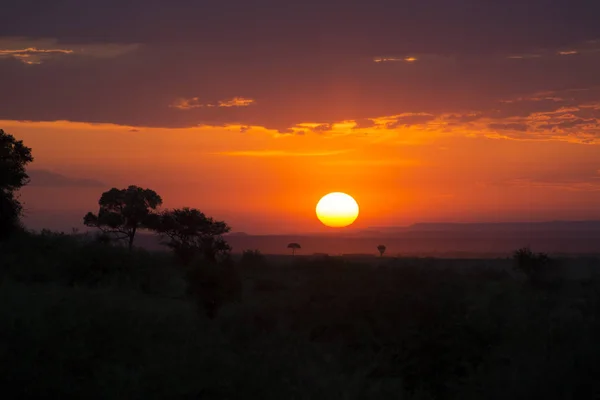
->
[128,227,137,251]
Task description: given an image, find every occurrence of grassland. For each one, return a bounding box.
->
[2,230,600,399]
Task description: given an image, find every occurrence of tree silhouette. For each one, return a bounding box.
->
[149,207,231,264]
[513,247,550,284]
[377,244,386,257]
[287,242,301,255]
[0,129,34,239]
[83,185,162,251]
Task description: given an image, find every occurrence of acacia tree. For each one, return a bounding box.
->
[83,185,162,251]
[149,207,231,264]
[377,244,386,257]
[287,242,301,255]
[0,129,34,239]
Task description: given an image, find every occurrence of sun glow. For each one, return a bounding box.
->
[316,192,359,228]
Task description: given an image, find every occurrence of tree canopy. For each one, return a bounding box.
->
[287,242,301,255]
[0,129,34,239]
[149,207,231,264]
[84,185,162,250]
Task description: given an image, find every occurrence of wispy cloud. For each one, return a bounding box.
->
[506,178,600,192]
[213,149,351,157]
[373,56,417,63]
[0,37,139,65]
[488,122,529,132]
[319,158,421,166]
[218,97,255,107]
[507,39,600,61]
[558,50,579,56]
[170,96,256,110]
[169,97,204,110]
[0,47,73,64]
[506,54,542,60]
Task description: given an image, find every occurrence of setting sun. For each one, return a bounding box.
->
[316,192,359,228]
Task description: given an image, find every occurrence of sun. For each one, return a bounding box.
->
[316,192,359,228]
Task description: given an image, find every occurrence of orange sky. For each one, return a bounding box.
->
[3,2,600,234]
[5,118,600,234]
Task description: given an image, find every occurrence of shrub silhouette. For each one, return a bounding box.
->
[0,129,33,240]
[377,244,386,257]
[513,247,551,283]
[150,207,231,265]
[84,185,163,251]
[287,242,301,255]
[241,249,267,268]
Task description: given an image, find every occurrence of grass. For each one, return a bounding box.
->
[2,231,600,399]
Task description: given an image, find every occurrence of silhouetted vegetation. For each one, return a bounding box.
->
[377,244,386,256]
[4,134,600,398]
[240,249,267,267]
[513,246,556,286]
[150,207,231,264]
[287,242,301,255]
[0,129,33,239]
[83,186,163,251]
[3,228,600,398]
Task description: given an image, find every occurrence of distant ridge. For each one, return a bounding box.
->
[408,220,600,231]
[365,221,600,233]
[109,220,600,256]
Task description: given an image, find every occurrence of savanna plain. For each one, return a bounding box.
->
[2,230,600,399]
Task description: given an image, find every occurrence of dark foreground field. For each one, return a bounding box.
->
[2,231,600,399]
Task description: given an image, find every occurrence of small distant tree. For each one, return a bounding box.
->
[83,185,162,251]
[377,244,386,257]
[149,207,231,264]
[287,242,301,255]
[513,247,551,283]
[0,129,34,239]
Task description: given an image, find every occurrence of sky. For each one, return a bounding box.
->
[2,0,600,234]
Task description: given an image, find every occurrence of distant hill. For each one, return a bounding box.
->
[405,221,600,232]
[133,220,600,257]
[24,216,600,257]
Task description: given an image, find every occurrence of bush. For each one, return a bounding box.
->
[240,249,268,268]
[0,230,184,297]
[513,247,554,285]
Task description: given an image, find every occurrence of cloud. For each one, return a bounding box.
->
[0,47,73,65]
[373,56,417,63]
[500,92,566,103]
[319,158,421,167]
[218,97,255,107]
[26,169,105,188]
[310,123,333,133]
[536,118,597,131]
[169,97,204,110]
[506,178,600,192]
[507,39,600,61]
[507,54,543,59]
[0,37,138,64]
[213,149,352,157]
[488,123,529,132]
[1,11,600,136]
[170,96,255,110]
[442,113,483,124]
[385,113,436,128]
[352,118,376,129]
